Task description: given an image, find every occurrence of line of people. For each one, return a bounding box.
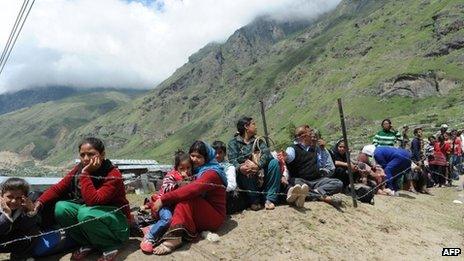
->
[1,117,462,260]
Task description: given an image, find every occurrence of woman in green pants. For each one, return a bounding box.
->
[35,137,130,261]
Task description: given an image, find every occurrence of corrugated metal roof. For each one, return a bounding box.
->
[118,165,172,170]
[74,159,159,165]
[0,176,62,185]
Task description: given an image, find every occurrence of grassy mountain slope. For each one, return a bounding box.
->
[0,89,146,160]
[4,0,464,165]
[0,86,146,115]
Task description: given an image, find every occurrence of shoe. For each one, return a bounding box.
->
[71,247,93,260]
[295,184,309,208]
[97,250,118,261]
[286,184,302,203]
[140,237,154,253]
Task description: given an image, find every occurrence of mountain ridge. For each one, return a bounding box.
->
[1,0,463,165]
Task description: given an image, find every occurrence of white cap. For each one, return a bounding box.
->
[440,124,448,129]
[362,144,376,157]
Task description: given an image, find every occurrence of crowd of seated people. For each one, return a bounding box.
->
[1,117,462,260]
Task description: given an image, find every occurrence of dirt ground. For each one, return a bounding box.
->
[1,178,463,261]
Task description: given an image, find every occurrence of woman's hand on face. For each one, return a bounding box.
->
[82,156,102,173]
[153,199,163,212]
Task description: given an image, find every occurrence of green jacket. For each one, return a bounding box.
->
[227,135,273,173]
[373,129,401,147]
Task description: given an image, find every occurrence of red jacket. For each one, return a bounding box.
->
[37,164,131,219]
[453,137,462,156]
[161,170,226,217]
[429,142,450,166]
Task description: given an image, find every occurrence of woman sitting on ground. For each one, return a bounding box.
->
[151,141,228,255]
[330,139,359,189]
[34,137,130,261]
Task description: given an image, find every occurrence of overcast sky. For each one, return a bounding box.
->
[0,0,340,94]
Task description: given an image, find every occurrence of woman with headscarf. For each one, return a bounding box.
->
[152,141,227,255]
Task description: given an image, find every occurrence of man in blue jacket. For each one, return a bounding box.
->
[362,145,412,192]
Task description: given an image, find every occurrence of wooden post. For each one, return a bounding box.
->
[259,100,270,147]
[337,98,357,208]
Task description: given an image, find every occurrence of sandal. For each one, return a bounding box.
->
[71,247,93,260]
[140,237,155,253]
[98,249,118,261]
[264,200,275,210]
[153,239,181,255]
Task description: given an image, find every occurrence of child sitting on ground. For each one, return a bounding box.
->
[0,177,41,260]
[139,150,192,253]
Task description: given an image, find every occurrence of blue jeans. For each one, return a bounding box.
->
[147,207,172,240]
[384,158,410,191]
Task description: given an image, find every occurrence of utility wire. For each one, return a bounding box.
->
[0,0,28,66]
[0,0,36,76]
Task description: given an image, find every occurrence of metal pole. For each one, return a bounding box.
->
[337,98,358,208]
[259,100,270,147]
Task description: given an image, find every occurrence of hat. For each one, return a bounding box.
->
[362,144,376,157]
[440,124,448,129]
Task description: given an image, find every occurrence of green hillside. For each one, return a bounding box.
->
[2,0,463,165]
[0,90,145,160]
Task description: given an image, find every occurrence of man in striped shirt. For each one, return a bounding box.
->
[373,119,402,147]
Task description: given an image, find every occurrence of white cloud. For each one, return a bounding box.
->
[0,0,340,93]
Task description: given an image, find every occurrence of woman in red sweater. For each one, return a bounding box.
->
[152,141,228,255]
[34,137,129,261]
[429,135,450,186]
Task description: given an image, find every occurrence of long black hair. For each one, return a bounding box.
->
[236,117,253,136]
[189,141,209,162]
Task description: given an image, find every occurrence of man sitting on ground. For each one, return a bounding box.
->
[284,125,343,208]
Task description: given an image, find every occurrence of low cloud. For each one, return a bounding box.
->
[0,0,340,93]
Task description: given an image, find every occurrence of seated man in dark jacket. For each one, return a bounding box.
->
[284,125,343,208]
